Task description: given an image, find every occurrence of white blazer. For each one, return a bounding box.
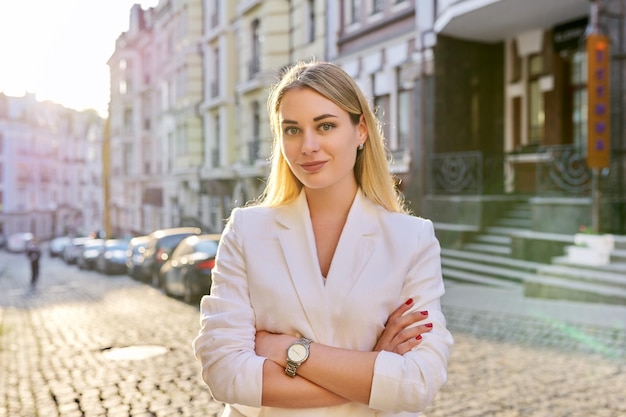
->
[193,190,453,417]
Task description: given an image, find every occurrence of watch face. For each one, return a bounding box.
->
[288,343,308,362]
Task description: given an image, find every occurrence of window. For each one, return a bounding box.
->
[372,0,383,14]
[397,90,410,151]
[177,122,188,156]
[250,19,261,78]
[123,143,132,176]
[349,0,360,24]
[213,114,220,167]
[509,39,521,83]
[250,101,261,163]
[123,108,133,134]
[306,0,316,43]
[374,94,390,145]
[212,46,220,97]
[528,54,545,143]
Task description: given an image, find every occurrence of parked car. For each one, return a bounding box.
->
[77,239,105,270]
[143,227,202,288]
[95,239,130,275]
[162,234,221,304]
[6,232,33,252]
[63,237,91,264]
[126,235,150,281]
[49,236,72,258]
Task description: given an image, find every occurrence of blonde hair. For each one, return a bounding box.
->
[257,61,407,214]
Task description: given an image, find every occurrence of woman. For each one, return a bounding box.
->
[193,61,453,416]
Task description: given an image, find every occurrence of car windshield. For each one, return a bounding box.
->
[160,234,194,251]
[108,244,128,251]
[195,240,219,256]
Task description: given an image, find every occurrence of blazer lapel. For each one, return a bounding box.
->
[275,192,331,342]
[324,191,378,319]
[275,190,380,344]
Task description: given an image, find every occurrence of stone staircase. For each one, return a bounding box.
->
[440,202,626,305]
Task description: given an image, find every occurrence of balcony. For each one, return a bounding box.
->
[434,0,588,42]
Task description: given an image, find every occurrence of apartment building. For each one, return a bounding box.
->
[109,0,422,236]
[196,0,328,232]
[110,0,625,239]
[0,93,104,239]
[418,0,626,236]
[108,0,205,236]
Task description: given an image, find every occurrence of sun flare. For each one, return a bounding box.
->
[0,0,158,117]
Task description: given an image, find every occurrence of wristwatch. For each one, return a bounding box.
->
[285,337,312,377]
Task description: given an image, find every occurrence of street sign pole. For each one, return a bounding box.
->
[586,0,610,233]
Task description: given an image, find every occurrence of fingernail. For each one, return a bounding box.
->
[425,323,433,328]
[405,298,414,305]
[415,335,422,340]
[420,310,428,316]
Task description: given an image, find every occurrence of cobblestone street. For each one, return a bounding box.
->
[1,250,624,417]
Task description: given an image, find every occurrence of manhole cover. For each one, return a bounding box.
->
[102,345,168,361]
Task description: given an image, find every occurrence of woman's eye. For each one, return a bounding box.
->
[319,123,334,132]
[284,126,299,135]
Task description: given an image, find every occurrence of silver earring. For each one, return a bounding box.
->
[357,143,364,151]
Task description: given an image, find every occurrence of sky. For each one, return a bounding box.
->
[0,0,159,117]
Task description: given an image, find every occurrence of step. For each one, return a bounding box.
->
[523,274,626,305]
[442,248,546,271]
[537,264,626,289]
[494,218,532,228]
[474,234,511,245]
[485,226,528,236]
[506,208,531,218]
[442,258,535,283]
[462,243,511,256]
[442,267,521,288]
[551,256,626,275]
[611,249,626,262]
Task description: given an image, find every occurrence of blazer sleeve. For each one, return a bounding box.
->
[369,219,454,413]
[192,208,265,407]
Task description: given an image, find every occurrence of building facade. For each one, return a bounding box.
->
[0,93,104,239]
[417,0,626,237]
[107,0,625,240]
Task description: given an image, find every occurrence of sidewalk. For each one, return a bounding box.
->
[1,251,625,416]
[441,280,626,360]
[443,280,626,330]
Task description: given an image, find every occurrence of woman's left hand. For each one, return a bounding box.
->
[373,299,432,354]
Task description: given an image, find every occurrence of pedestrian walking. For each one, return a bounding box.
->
[193,61,453,416]
[26,238,42,288]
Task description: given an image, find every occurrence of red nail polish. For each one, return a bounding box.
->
[405,298,414,305]
[425,323,433,328]
[420,311,428,316]
[416,335,422,340]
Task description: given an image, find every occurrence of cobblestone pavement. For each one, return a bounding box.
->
[1,251,624,417]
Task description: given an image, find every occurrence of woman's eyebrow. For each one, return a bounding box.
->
[313,113,338,122]
[281,113,338,125]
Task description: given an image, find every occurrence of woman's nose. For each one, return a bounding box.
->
[301,130,319,154]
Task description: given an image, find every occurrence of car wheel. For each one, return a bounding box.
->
[151,270,160,288]
[183,277,194,305]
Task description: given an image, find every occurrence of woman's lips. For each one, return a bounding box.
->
[299,161,327,173]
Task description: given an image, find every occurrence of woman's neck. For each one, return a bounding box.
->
[304,184,358,221]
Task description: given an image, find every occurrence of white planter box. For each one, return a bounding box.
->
[566,245,611,266]
[573,234,615,252]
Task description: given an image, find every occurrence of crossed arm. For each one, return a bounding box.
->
[255,299,434,408]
